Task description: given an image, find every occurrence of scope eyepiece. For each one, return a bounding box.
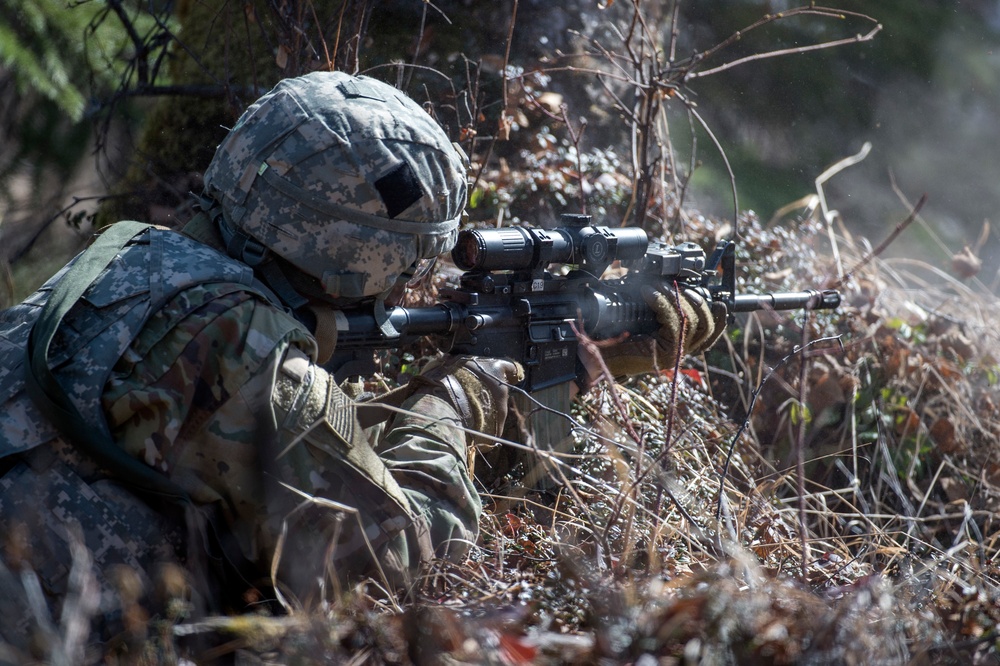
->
[453,226,556,272]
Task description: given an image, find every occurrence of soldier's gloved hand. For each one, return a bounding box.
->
[408,355,525,450]
[597,286,728,380]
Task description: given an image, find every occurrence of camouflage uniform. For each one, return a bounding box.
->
[0,73,485,659]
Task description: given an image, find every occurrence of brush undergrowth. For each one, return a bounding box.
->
[30,207,997,666]
[6,4,998,664]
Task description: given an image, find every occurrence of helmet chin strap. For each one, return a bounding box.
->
[373,268,415,339]
[257,261,310,311]
[215,211,309,311]
[373,294,398,338]
[215,202,412,340]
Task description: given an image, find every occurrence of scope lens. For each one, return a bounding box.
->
[453,231,484,271]
[452,228,537,271]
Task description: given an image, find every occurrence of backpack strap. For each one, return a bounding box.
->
[23,221,192,504]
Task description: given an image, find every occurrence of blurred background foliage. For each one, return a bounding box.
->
[2,0,1000,305]
[678,0,1000,270]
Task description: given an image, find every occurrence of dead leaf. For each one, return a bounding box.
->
[929,417,959,453]
[536,92,564,114]
[894,408,920,437]
[502,513,522,538]
[951,246,981,279]
[940,476,969,503]
[808,372,846,417]
[886,347,909,377]
[499,632,538,664]
[498,115,512,141]
[276,44,289,70]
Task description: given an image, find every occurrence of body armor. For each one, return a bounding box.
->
[0,223,274,460]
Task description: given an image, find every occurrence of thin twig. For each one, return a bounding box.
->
[679,94,739,235]
[832,193,926,289]
[570,321,642,444]
[683,8,881,80]
[796,313,811,582]
[715,335,844,520]
[688,24,882,80]
[815,141,872,279]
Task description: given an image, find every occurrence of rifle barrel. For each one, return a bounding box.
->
[730,289,840,313]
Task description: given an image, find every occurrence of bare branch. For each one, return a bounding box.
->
[833,193,926,288]
[687,24,882,80]
[682,7,882,81]
[679,94,740,235]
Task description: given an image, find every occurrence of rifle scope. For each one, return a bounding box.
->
[453,216,649,273]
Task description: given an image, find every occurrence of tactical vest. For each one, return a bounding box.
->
[0,221,284,468]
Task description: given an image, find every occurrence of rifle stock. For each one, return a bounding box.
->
[329,215,840,391]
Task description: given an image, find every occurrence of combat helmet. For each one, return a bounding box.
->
[202,71,466,311]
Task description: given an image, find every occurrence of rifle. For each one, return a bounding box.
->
[329,214,840,391]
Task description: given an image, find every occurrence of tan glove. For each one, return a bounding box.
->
[598,286,728,379]
[408,355,525,452]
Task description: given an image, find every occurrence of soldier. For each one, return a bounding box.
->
[0,71,725,659]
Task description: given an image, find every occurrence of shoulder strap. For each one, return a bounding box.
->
[24,221,192,504]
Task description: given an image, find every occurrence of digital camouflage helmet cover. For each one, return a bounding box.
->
[202,71,467,302]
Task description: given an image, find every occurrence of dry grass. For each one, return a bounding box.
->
[7,208,999,665]
[4,3,994,662]
[142,212,1000,664]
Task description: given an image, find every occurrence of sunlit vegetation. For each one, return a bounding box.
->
[3,1,1000,663]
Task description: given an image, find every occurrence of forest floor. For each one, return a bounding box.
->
[141,210,1000,665]
[5,150,1000,666]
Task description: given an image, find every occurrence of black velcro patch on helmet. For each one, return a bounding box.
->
[375,162,423,218]
[338,79,385,102]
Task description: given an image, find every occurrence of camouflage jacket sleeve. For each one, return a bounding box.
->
[373,390,482,559]
[102,286,479,600]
